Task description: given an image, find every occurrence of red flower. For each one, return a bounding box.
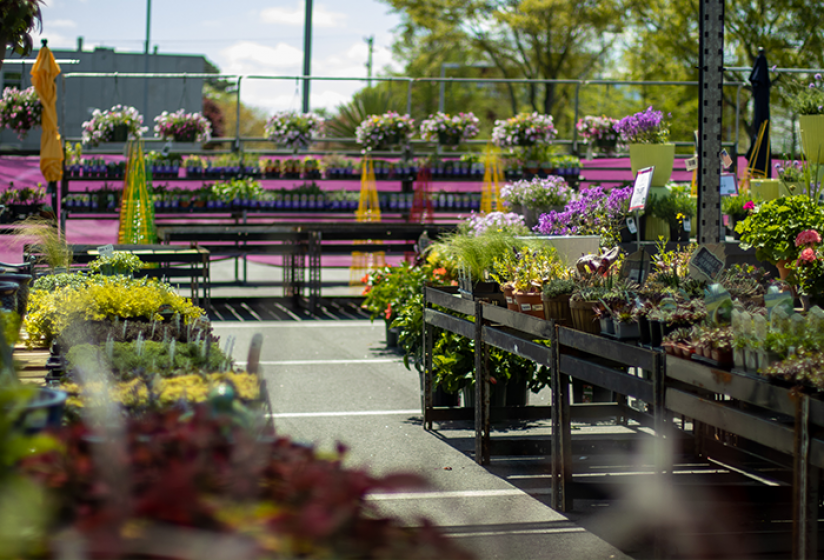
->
[743,200,755,212]
[384,303,392,320]
[796,229,822,247]
[798,247,817,265]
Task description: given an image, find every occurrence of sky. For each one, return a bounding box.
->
[35,0,405,114]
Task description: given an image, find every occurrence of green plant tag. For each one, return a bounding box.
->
[704,283,733,324]
[765,290,794,319]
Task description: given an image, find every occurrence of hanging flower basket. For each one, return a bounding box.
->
[0,86,42,139]
[576,115,619,153]
[419,112,480,147]
[355,111,415,151]
[264,111,324,151]
[491,113,557,148]
[81,105,147,147]
[154,109,212,143]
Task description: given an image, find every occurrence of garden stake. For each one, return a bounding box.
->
[122,319,128,339]
[169,339,176,367]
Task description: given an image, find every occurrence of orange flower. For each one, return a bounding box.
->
[433,267,447,277]
[360,274,370,284]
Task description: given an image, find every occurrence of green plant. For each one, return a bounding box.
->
[511,246,564,293]
[429,229,525,282]
[87,252,143,275]
[210,177,264,202]
[783,73,824,116]
[722,192,759,220]
[649,185,695,229]
[543,278,575,299]
[12,216,72,270]
[736,195,824,264]
[0,0,43,60]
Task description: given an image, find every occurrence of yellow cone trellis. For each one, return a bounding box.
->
[350,154,385,285]
[118,139,157,244]
[481,144,504,214]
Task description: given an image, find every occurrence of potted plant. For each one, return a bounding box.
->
[264,110,324,151]
[81,105,146,147]
[153,109,212,143]
[0,86,41,139]
[501,176,573,229]
[355,111,415,151]
[87,251,143,277]
[722,194,757,239]
[774,157,808,197]
[785,73,824,163]
[787,229,824,309]
[648,184,696,242]
[614,106,673,188]
[419,112,480,148]
[492,112,557,149]
[736,195,824,279]
[576,115,619,154]
[533,184,633,248]
[510,246,564,318]
[542,278,575,324]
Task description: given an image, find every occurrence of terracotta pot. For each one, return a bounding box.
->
[543,293,572,324]
[502,285,519,312]
[569,299,600,334]
[513,291,545,318]
[775,259,791,281]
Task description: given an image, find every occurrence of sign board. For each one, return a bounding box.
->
[96,244,114,258]
[621,249,652,285]
[685,156,699,171]
[689,245,725,282]
[720,149,733,168]
[720,173,738,196]
[629,166,654,212]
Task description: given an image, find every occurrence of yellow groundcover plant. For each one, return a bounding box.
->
[62,372,260,411]
[25,276,204,347]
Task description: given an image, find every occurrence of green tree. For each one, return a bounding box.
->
[383,0,627,129]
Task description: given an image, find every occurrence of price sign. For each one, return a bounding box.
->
[720,148,733,168]
[685,156,698,171]
[626,216,638,234]
[629,166,654,212]
[97,244,114,258]
[689,245,725,281]
[720,173,738,196]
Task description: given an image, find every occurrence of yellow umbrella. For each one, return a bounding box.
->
[31,45,63,182]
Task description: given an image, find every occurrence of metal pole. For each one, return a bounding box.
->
[573,82,581,155]
[302,0,313,113]
[143,0,152,118]
[406,79,413,116]
[235,76,242,153]
[438,64,446,113]
[697,0,725,245]
[365,35,374,88]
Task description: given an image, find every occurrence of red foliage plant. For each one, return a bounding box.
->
[21,406,473,560]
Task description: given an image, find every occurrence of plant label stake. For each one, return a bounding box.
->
[629,166,654,248]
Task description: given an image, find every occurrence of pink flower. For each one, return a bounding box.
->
[798,247,818,265]
[795,229,822,247]
[743,200,755,211]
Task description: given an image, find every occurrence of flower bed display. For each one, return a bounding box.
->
[576,115,618,152]
[0,85,42,139]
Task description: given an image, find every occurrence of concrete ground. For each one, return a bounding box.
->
[204,259,799,560]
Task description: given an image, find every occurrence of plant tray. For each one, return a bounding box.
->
[690,354,733,369]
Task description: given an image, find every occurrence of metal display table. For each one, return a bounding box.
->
[422,286,822,557]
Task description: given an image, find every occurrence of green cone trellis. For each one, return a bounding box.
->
[118,139,157,244]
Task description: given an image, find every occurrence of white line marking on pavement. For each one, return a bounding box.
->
[269,409,419,418]
[213,321,376,328]
[368,488,552,500]
[449,527,586,538]
[240,358,401,366]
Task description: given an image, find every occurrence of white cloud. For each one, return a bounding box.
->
[48,19,77,29]
[261,2,346,28]
[219,41,303,74]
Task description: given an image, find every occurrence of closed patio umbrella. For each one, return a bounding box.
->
[31,42,63,182]
[746,48,771,178]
